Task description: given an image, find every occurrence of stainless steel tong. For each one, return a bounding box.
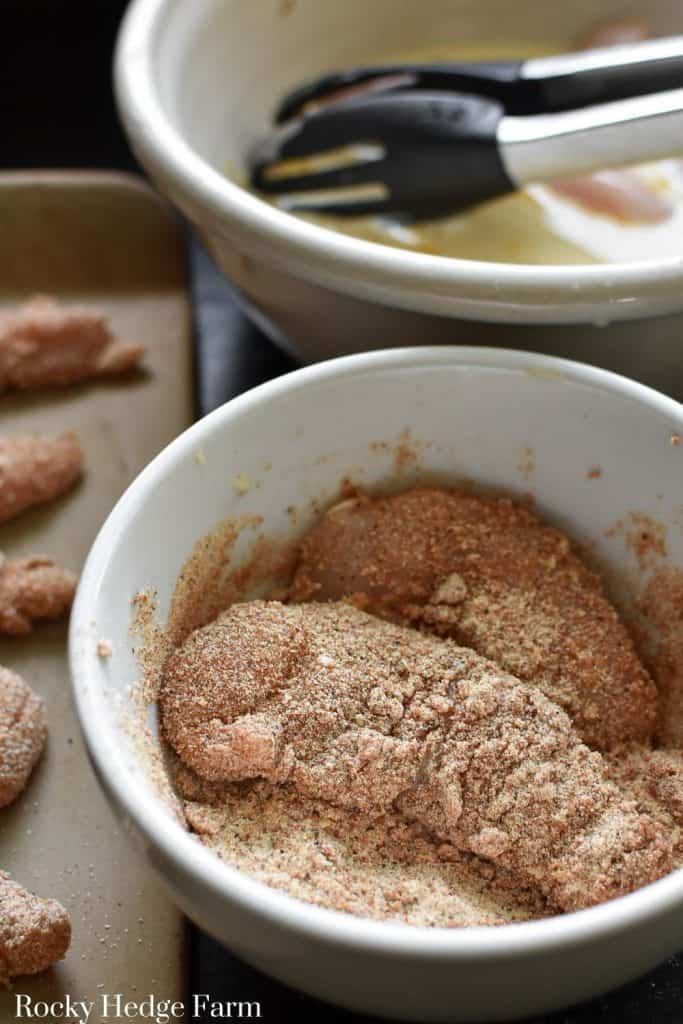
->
[248,37,683,217]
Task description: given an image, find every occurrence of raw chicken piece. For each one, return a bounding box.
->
[0,296,143,393]
[0,667,47,808]
[0,872,70,983]
[551,172,673,225]
[0,433,83,524]
[551,17,671,224]
[0,555,77,635]
[161,600,673,913]
[290,489,658,750]
[579,17,651,49]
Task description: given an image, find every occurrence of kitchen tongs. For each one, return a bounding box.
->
[249,37,683,217]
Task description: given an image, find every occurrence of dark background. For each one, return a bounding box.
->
[4,2,681,1020]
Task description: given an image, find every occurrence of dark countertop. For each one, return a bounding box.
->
[3,3,682,1020]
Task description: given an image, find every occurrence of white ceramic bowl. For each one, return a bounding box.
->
[70,347,683,1022]
[115,0,683,395]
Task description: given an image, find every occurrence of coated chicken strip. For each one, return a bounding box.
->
[0,667,47,808]
[607,745,683,835]
[0,555,77,635]
[0,872,70,984]
[289,489,658,750]
[0,433,83,524]
[0,296,143,393]
[161,600,673,913]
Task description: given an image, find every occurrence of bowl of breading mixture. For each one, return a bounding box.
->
[70,348,683,1022]
[116,0,683,396]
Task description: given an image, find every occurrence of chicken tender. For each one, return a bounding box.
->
[0,667,47,808]
[608,745,683,837]
[550,20,669,227]
[0,872,70,984]
[0,555,77,635]
[161,600,672,913]
[290,489,657,749]
[0,433,83,524]
[0,296,143,393]
[551,172,673,225]
[579,16,650,48]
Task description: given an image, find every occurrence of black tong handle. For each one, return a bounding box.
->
[276,62,525,121]
[276,36,683,121]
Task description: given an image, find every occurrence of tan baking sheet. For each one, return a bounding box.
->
[0,171,193,1018]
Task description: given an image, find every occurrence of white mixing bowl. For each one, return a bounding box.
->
[70,347,683,1022]
[115,0,683,395]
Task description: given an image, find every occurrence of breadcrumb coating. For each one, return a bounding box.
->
[0,667,47,808]
[0,555,77,635]
[161,600,673,913]
[0,433,83,524]
[0,295,143,393]
[0,872,70,983]
[290,489,657,749]
[638,568,683,746]
[607,744,683,839]
[180,775,550,927]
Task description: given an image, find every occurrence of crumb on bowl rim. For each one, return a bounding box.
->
[70,346,683,960]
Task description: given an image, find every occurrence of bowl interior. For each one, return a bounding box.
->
[72,349,683,856]
[154,0,682,183]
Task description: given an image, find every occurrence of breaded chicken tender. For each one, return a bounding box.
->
[290,489,657,749]
[0,667,47,808]
[0,433,83,524]
[607,745,683,835]
[0,872,70,983]
[0,296,143,393]
[0,555,77,635]
[161,600,672,913]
